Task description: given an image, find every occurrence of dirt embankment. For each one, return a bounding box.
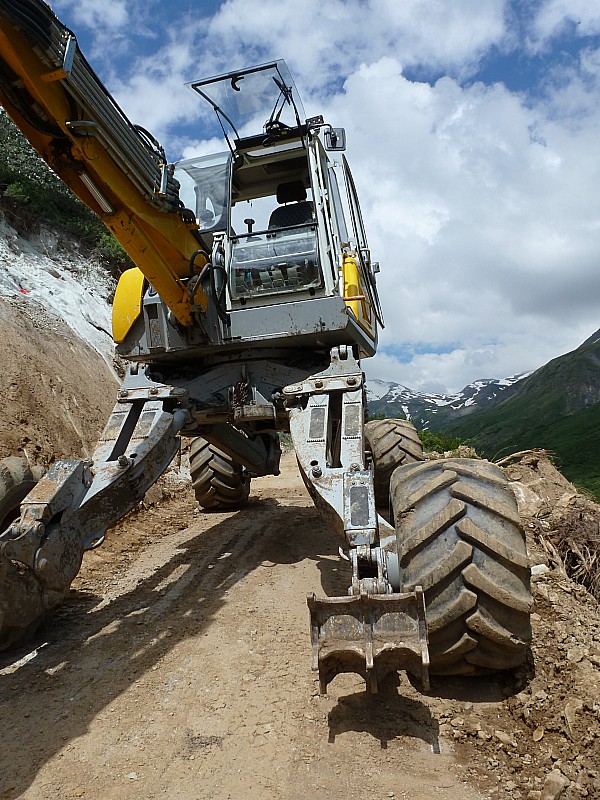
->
[0,295,117,465]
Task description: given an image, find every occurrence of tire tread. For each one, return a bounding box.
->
[189,437,250,511]
[391,457,532,675]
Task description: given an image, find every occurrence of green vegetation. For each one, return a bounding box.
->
[418,429,464,454]
[367,340,600,501]
[0,112,131,269]
[448,343,600,501]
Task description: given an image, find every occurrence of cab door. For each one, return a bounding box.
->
[341,156,384,341]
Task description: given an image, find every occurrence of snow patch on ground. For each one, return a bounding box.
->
[0,215,117,375]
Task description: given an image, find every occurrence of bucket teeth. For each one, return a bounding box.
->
[307,587,430,694]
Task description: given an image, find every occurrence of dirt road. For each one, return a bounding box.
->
[1,455,490,800]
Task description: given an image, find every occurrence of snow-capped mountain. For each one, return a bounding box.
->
[366,374,528,430]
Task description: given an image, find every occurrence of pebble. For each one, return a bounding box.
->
[535,584,550,601]
[564,699,583,739]
[494,730,516,748]
[531,564,550,576]
[533,726,545,742]
[541,769,569,800]
[566,647,585,663]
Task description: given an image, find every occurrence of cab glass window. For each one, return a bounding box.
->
[173,151,231,233]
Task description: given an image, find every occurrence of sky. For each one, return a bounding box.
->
[50,0,600,393]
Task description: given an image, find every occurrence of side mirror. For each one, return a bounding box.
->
[324,127,346,151]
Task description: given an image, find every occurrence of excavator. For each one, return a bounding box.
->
[0,0,532,692]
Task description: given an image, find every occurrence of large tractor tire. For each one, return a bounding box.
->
[189,437,250,511]
[365,418,424,508]
[0,456,46,651]
[390,458,532,675]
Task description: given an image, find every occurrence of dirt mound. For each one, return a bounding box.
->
[0,295,117,466]
[506,452,600,600]
[443,559,600,799]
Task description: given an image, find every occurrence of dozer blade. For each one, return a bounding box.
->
[307,587,430,694]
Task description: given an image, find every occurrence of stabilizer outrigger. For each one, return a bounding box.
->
[285,345,430,691]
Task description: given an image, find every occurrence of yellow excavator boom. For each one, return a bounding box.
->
[0,0,209,327]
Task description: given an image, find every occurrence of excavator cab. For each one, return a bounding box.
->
[173,61,382,339]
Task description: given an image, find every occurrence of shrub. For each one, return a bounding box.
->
[0,112,131,271]
[418,429,464,453]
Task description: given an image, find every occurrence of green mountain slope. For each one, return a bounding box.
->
[447,340,600,499]
[0,111,129,268]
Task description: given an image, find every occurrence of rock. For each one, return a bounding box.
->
[564,698,584,739]
[535,584,550,601]
[143,484,164,507]
[533,726,544,742]
[463,717,481,736]
[531,564,551,576]
[494,730,517,748]
[540,769,569,800]
[566,647,585,663]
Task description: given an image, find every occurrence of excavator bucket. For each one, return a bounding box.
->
[307,587,430,694]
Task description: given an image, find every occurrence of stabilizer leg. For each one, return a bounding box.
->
[0,371,190,644]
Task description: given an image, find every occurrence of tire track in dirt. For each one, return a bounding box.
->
[1,456,486,800]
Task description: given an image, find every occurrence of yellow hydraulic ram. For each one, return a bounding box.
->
[0,0,209,328]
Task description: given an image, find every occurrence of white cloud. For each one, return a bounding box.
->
[530,0,600,48]
[53,0,129,31]
[207,0,507,88]
[320,57,600,391]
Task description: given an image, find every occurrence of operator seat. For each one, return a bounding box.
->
[268,181,314,229]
